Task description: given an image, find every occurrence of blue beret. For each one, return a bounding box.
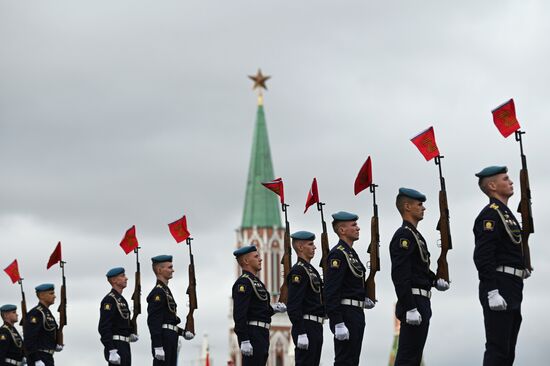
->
[151,255,173,264]
[233,245,257,258]
[398,188,426,202]
[35,283,55,292]
[106,267,125,278]
[0,304,17,313]
[475,166,507,179]
[291,231,316,241]
[331,211,359,222]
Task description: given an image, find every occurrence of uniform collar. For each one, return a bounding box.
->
[402,220,419,233]
[297,257,311,265]
[489,197,509,210]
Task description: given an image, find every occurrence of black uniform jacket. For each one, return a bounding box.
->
[147,280,181,348]
[473,198,524,309]
[287,257,325,334]
[232,270,274,344]
[98,288,132,351]
[0,323,24,362]
[23,304,58,361]
[324,240,366,325]
[390,221,436,318]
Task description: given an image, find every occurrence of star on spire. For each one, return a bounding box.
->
[248,69,271,92]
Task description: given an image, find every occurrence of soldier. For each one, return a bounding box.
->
[324,211,374,366]
[147,255,194,366]
[232,245,286,366]
[98,267,138,365]
[23,284,62,366]
[473,166,528,365]
[389,188,450,365]
[0,304,25,366]
[287,231,325,366]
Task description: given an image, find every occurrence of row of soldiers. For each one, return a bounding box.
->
[1,255,193,366]
[0,165,530,365]
[231,165,529,366]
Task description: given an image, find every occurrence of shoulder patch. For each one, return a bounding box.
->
[292,275,301,284]
[0,334,6,340]
[400,239,409,249]
[154,295,161,302]
[330,259,340,269]
[104,303,111,310]
[238,284,246,293]
[30,317,37,324]
[483,220,495,231]
[489,203,499,210]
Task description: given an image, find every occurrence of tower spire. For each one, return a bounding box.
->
[242,69,281,228]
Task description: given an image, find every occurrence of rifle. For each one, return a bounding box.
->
[130,247,141,334]
[56,261,67,345]
[19,280,27,326]
[434,156,452,282]
[515,130,534,271]
[365,183,380,302]
[317,202,330,279]
[278,203,292,304]
[184,237,198,335]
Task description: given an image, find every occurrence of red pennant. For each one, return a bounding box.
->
[261,177,285,204]
[304,178,320,213]
[119,225,139,254]
[411,126,440,161]
[4,259,21,284]
[47,242,62,269]
[168,215,191,243]
[354,156,373,195]
[492,99,521,138]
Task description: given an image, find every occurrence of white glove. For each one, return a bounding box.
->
[406,308,422,325]
[271,302,287,313]
[364,297,375,309]
[35,362,45,366]
[334,322,349,341]
[488,289,507,311]
[435,278,450,291]
[129,333,139,342]
[21,357,27,366]
[183,331,195,340]
[297,333,309,350]
[55,344,63,352]
[240,340,253,356]
[523,269,531,279]
[108,349,121,365]
[154,347,165,361]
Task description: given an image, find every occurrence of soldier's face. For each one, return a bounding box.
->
[111,273,128,289]
[409,201,425,221]
[492,173,514,198]
[39,290,56,306]
[1,310,18,324]
[247,252,262,272]
[158,263,174,281]
[300,240,316,260]
[340,221,360,241]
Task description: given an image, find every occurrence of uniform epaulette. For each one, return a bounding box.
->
[490,203,499,210]
[241,273,250,279]
[337,245,345,251]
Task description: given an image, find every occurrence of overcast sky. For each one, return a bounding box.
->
[1,1,549,365]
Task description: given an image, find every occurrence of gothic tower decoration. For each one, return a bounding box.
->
[228,70,293,366]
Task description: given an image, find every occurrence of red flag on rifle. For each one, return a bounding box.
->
[354,156,373,195]
[411,126,440,161]
[492,99,521,138]
[120,225,139,254]
[261,177,285,204]
[168,215,191,243]
[304,178,319,213]
[47,242,62,269]
[4,259,21,283]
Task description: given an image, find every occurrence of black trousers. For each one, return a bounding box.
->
[35,352,55,366]
[292,320,323,366]
[105,340,131,366]
[482,306,522,366]
[242,325,270,366]
[152,330,179,366]
[395,296,431,366]
[330,306,365,366]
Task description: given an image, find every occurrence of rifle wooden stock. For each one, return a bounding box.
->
[365,215,380,302]
[130,269,141,334]
[56,276,67,345]
[184,252,197,335]
[519,165,534,271]
[436,189,452,282]
[319,228,330,279]
[19,288,27,327]
[278,220,291,304]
